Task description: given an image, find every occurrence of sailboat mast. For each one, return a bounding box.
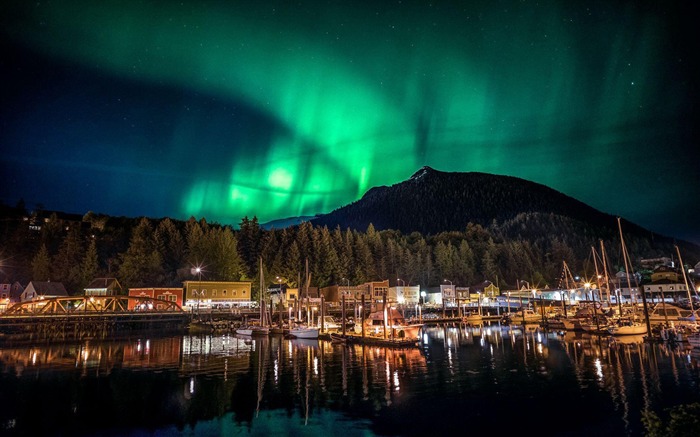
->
[259,257,265,326]
[618,217,651,334]
[675,245,697,316]
[600,239,618,311]
[591,246,603,303]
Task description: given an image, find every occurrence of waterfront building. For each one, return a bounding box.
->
[128,287,184,310]
[388,284,421,305]
[84,277,123,296]
[20,281,68,302]
[283,287,299,302]
[183,280,252,310]
[643,279,689,303]
[650,265,681,283]
[368,280,390,308]
[0,281,25,311]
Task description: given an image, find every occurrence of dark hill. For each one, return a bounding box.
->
[313,166,615,234]
[311,166,700,259]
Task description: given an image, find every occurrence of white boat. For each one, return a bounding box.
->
[248,257,271,337]
[646,303,700,327]
[289,326,319,339]
[505,309,541,324]
[236,328,253,336]
[608,319,648,336]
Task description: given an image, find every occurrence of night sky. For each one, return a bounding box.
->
[1,1,697,244]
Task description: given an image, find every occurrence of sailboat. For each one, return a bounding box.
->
[617,217,652,336]
[288,259,319,339]
[251,258,271,335]
[237,258,270,336]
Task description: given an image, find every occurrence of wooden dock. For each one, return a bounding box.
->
[319,332,419,347]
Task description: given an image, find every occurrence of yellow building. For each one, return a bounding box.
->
[183,280,252,309]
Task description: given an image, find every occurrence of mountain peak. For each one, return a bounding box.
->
[410,166,438,181]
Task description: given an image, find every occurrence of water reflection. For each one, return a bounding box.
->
[0,325,699,436]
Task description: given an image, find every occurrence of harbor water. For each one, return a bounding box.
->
[1,323,700,436]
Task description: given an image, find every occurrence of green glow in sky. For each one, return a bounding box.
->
[2,1,697,242]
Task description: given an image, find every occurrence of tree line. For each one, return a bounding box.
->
[3,203,687,301]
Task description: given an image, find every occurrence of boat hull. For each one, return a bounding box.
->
[289,327,319,339]
[608,324,647,335]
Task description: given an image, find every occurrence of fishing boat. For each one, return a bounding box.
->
[355,307,423,340]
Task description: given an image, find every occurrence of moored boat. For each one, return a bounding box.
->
[503,309,541,324]
[236,328,253,336]
[608,319,648,336]
[355,307,423,340]
[329,332,348,343]
[463,312,483,324]
[289,326,320,339]
[251,326,271,335]
[646,303,700,327]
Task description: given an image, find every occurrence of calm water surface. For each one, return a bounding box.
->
[1,324,700,436]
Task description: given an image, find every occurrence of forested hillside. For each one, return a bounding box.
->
[2,198,698,301]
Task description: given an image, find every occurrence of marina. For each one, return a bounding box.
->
[1,323,699,436]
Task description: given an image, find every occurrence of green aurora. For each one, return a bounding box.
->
[1,1,697,242]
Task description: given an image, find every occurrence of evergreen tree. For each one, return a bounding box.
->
[52,226,84,294]
[353,232,375,283]
[32,244,52,281]
[208,226,245,281]
[237,216,263,278]
[154,218,186,286]
[283,240,301,287]
[81,238,99,288]
[457,239,476,286]
[318,226,340,286]
[481,238,499,283]
[186,217,206,267]
[118,218,164,288]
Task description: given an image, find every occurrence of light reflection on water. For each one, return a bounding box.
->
[1,324,699,436]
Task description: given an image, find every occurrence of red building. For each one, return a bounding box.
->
[128,287,184,310]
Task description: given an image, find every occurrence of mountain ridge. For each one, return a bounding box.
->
[281,166,699,260]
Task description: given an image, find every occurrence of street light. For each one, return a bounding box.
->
[195,267,202,314]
